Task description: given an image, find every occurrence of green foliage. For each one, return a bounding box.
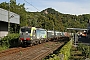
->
[77,44,90,58]
[0,33,19,51]
[1,33,19,41]
[44,40,72,60]
[0,45,8,51]
[59,40,72,60]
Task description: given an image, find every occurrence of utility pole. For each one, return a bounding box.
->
[53,21,55,37]
[26,12,27,26]
[25,8,28,27]
[8,1,10,34]
[7,0,10,48]
[44,10,48,29]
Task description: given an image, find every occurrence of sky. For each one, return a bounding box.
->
[0,0,90,15]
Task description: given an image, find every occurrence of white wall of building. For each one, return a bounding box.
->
[0,8,20,37]
[0,31,8,38]
[0,8,20,24]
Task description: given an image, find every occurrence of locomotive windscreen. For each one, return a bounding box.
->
[21,27,31,33]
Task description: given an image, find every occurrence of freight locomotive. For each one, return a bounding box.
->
[19,26,63,46]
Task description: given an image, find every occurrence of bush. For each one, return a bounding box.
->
[78,44,90,58]
[0,33,19,51]
[44,39,72,60]
[59,40,72,60]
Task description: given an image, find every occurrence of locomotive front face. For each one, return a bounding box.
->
[19,27,31,44]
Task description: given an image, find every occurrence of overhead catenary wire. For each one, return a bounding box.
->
[24,0,40,12]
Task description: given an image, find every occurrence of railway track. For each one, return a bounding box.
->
[0,37,69,60]
[31,42,64,60]
[0,47,31,57]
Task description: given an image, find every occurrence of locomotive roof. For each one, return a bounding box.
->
[47,30,54,32]
[20,26,47,31]
[21,26,35,28]
[36,28,47,30]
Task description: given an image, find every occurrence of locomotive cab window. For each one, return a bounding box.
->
[26,28,31,33]
[21,28,25,32]
[21,27,31,33]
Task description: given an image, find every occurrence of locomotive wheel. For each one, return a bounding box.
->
[36,41,39,45]
[30,43,33,46]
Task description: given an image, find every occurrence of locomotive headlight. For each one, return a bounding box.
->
[26,31,28,33]
[26,31,28,35]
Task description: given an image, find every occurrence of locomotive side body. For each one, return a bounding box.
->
[36,28,47,39]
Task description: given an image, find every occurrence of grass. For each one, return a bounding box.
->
[0,46,8,51]
[69,45,86,60]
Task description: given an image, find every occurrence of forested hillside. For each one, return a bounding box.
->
[0,0,90,32]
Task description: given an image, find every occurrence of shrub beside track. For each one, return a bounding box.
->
[44,39,72,60]
[0,33,19,51]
